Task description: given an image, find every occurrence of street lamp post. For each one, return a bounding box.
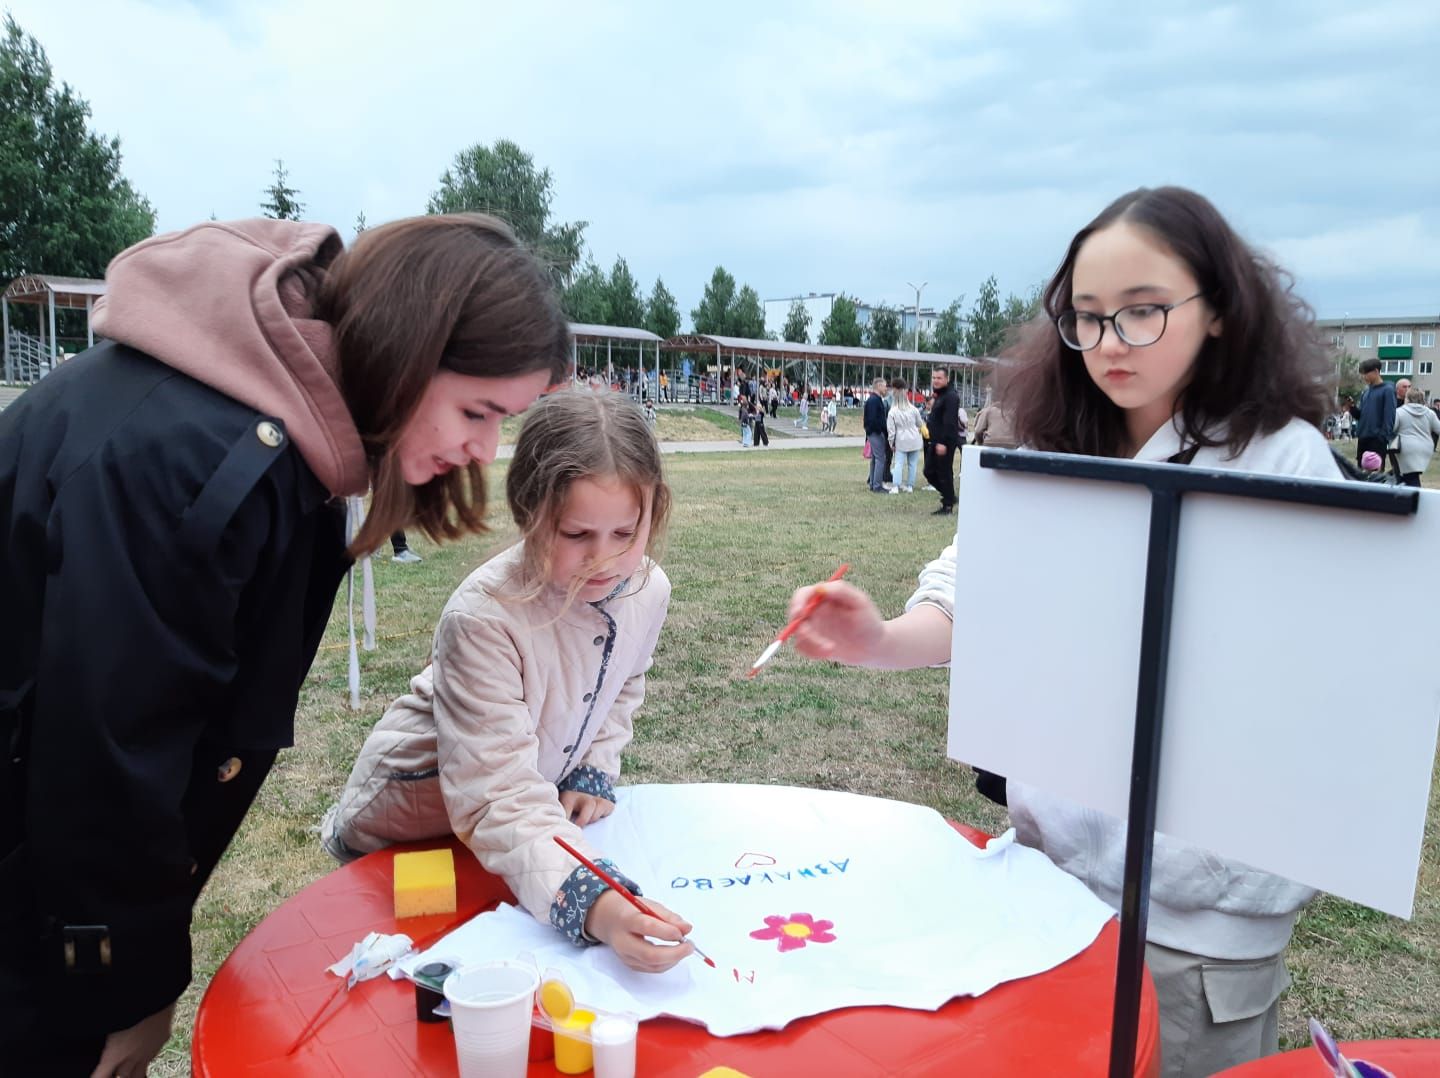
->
[906,280,927,353]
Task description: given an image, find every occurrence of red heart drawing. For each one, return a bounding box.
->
[734,852,777,869]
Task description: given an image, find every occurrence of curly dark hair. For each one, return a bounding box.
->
[1003,186,1332,458]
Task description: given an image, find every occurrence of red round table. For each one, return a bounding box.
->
[193,824,1160,1076]
[1216,1038,1440,1075]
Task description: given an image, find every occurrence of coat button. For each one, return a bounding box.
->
[217,757,243,783]
[582,692,592,702]
[256,420,284,448]
[563,744,574,753]
[592,635,604,646]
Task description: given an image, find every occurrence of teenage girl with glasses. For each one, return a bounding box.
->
[782,187,1339,1078]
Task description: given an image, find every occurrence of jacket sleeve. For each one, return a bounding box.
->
[1382,393,1397,438]
[25,428,275,1035]
[429,610,636,936]
[902,542,958,668]
[886,407,898,446]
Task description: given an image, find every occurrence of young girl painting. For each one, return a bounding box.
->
[785,187,1339,1078]
[324,390,692,972]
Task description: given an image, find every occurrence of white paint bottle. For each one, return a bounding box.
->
[590,1014,639,1078]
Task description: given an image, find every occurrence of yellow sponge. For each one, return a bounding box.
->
[393,848,456,918]
[698,1070,753,1077]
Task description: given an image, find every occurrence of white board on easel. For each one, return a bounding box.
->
[948,446,1440,918]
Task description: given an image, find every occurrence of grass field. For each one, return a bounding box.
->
[496,402,866,444]
[138,442,1440,1073]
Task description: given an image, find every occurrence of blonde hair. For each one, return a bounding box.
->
[1407,387,1426,404]
[504,389,671,605]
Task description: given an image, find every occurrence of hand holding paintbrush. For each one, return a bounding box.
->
[554,836,713,972]
[748,564,851,676]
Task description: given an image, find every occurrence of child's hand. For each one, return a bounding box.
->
[585,890,695,973]
[787,581,887,666]
[558,791,615,827]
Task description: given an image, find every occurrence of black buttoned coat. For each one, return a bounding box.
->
[0,343,350,1056]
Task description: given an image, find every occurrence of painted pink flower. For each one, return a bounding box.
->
[749,912,836,953]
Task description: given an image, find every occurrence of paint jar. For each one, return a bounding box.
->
[413,961,453,1023]
[590,1014,639,1078]
[552,1008,597,1074]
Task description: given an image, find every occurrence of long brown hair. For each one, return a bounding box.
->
[315,213,571,555]
[1004,186,1332,458]
[504,389,671,607]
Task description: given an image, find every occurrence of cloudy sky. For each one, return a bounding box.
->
[13,0,1439,324]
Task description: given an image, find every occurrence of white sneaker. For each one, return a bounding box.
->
[392,549,423,564]
[888,487,901,494]
[903,486,914,493]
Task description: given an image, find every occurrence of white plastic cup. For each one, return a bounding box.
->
[443,961,540,1078]
[590,1014,639,1078]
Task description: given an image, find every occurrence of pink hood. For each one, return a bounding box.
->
[92,219,369,497]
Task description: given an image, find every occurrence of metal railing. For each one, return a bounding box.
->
[3,331,55,384]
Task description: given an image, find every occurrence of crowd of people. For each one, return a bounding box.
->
[1335,368,1440,485]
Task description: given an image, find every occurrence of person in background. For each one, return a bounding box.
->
[390,530,423,564]
[751,399,769,447]
[1354,359,1395,468]
[1392,386,1440,486]
[923,367,961,514]
[864,377,889,492]
[886,377,923,493]
[973,397,1020,449]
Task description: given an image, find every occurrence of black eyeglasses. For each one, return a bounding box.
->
[1055,292,1206,351]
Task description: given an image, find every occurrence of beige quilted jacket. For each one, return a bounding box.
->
[326,542,670,922]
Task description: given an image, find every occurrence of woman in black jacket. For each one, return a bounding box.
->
[0,213,570,1076]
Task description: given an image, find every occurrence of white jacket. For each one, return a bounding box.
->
[906,417,1338,960]
[887,400,923,452]
[1392,402,1440,475]
[327,543,669,924]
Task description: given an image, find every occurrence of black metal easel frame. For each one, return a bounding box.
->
[977,449,1419,1078]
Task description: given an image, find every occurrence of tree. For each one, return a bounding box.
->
[964,276,1005,357]
[782,299,811,343]
[427,138,587,288]
[0,14,155,284]
[691,267,737,335]
[865,304,902,350]
[604,256,645,328]
[561,258,610,325]
[643,277,680,339]
[1002,282,1044,329]
[932,298,966,355]
[260,159,304,220]
[731,285,766,339]
[819,294,863,347]
[354,210,368,234]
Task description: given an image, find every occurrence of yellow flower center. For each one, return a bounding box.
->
[780,922,812,938]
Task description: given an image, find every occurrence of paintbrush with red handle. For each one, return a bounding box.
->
[747,563,849,677]
[553,835,715,968]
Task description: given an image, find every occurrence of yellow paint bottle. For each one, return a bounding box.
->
[553,1008,597,1074]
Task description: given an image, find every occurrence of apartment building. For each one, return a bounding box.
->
[1316,314,1439,398]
